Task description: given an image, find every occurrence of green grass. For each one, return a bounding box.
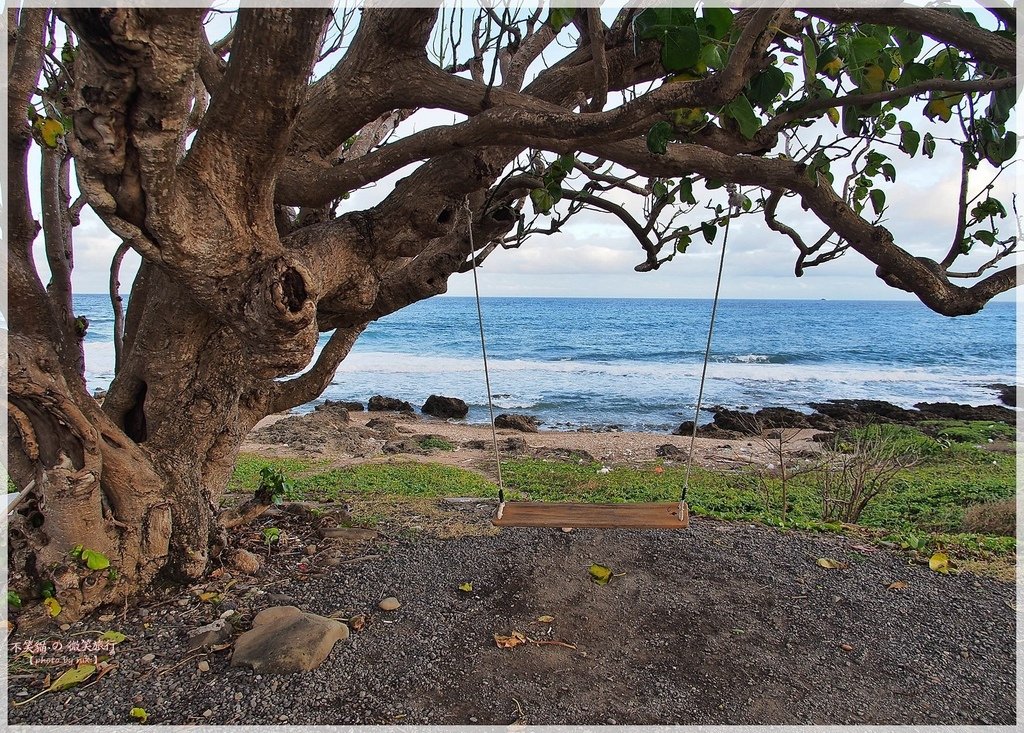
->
[228,454,326,492]
[228,428,1016,555]
[419,436,456,451]
[917,419,1016,444]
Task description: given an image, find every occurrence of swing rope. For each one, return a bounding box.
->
[466,183,740,526]
[465,200,506,503]
[681,183,743,505]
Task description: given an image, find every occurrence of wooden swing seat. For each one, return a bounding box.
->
[493,500,688,529]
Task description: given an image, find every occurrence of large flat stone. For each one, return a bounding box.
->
[231,606,349,674]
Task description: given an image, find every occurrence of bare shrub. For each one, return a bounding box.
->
[816,425,924,524]
[961,499,1016,536]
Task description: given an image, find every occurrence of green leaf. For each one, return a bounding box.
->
[898,122,921,157]
[530,187,555,215]
[633,7,697,41]
[678,178,696,205]
[869,188,886,216]
[548,7,575,33]
[974,230,996,246]
[725,93,759,139]
[652,180,668,199]
[71,544,84,559]
[50,664,96,691]
[699,43,723,71]
[646,121,674,155]
[987,87,1016,126]
[922,132,936,158]
[984,131,1017,166]
[8,590,22,608]
[847,37,883,68]
[747,66,786,110]
[892,28,923,63]
[801,34,817,78]
[130,707,149,723]
[702,7,733,40]
[661,24,701,72]
[896,62,933,87]
[700,221,717,244]
[40,580,56,599]
[676,233,692,253]
[589,563,613,585]
[98,630,128,644]
[841,105,860,137]
[458,582,473,592]
[81,549,110,571]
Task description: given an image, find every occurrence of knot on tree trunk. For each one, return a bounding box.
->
[238,258,319,376]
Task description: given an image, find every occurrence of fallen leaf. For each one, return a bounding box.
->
[589,563,613,585]
[43,597,62,617]
[840,643,854,652]
[130,706,149,723]
[458,582,473,592]
[494,631,527,649]
[816,558,848,570]
[887,581,908,591]
[653,466,664,474]
[928,552,951,574]
[50,663,96,691]
[350,614,366,631]
[197,592,219,602]
[537,615,555,624]
[98,630,127,644]
[850,544,879,554]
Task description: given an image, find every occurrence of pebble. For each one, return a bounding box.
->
[198,661,210,672]
[60,623,71,631]
[141,654,156,663]
[203,709,213,718]
[379,597,401,611]
[840,643,854,652]
[306,545,317,555]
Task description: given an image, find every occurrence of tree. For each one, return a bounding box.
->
[6,5,1017,623]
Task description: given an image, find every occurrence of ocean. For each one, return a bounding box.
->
[76,295,1016,432]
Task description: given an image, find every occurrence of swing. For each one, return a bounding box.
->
[465,186,742,530]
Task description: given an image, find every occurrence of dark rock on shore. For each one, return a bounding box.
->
[656,444,688,459]
[986,383,1016,407]
[808,400,919,425]
[674,421,745,440]
[675,398,1016,438]
[368,395,414,412]
[329,400,365,412]
[314,401,351,421]
[251,405,381,455]
[422,395,469,419]
[913,402,1016,423]
[494,413,539,433]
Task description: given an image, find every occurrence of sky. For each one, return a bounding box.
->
[24,2,1020,304]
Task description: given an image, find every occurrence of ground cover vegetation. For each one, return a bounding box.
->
[7,5,1017,623]
[227,420,1016,563]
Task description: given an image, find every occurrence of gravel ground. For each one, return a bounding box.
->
[7,512,1017,726]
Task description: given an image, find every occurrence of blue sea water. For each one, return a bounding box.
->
[76,295,1016,432]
